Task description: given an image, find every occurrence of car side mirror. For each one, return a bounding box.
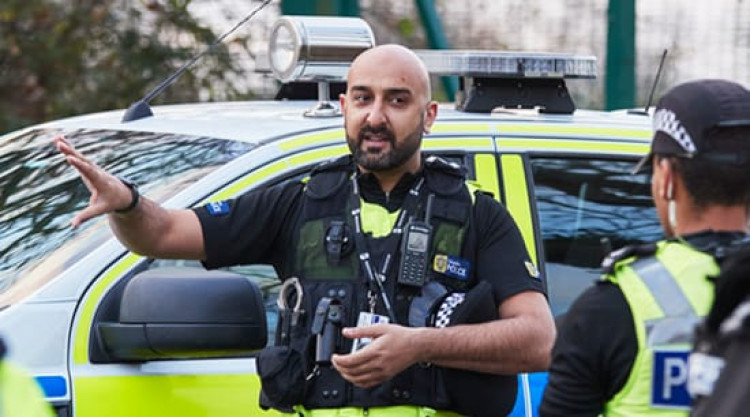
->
[95,267,268,362]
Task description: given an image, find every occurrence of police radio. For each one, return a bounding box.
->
[398,194,434,287]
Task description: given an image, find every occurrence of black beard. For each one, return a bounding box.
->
[349,122,423,172]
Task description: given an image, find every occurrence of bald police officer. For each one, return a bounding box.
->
[56,44,556,417]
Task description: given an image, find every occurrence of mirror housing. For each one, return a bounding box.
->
[96,268,268,361]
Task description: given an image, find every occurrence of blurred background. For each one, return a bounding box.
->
[1,0,748,135]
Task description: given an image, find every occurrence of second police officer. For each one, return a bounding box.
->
[541,79,750,416]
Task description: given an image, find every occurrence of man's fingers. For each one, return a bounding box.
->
[53,135,69,151]
[66,155,109,191]
[55,136,78,159]
[333,354,386,388]
[66,154,97,176]
[55,135,128,227]
[332,350,374,373]
[71,204,107,228]
[55,135,89,162]
[341,324,388,340]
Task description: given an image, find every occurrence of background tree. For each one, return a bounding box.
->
[0,0,253,134]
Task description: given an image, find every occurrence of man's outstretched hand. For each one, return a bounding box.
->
[54,135,134,227]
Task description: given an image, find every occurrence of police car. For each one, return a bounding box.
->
[0,16,661,417]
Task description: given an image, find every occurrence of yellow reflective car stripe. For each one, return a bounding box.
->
[279,129,344,151]
[500,154,537,264]
[496,138,649,154]
[207,145,349,202]
[431,123,491,133]
[73,254,142,364]
[496,124,651,139]
[421,137,493,150]
[473,154,500,201]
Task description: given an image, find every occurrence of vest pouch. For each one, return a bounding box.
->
[300,281,356,408]
[435,281,517,417]
[257,345,307,411]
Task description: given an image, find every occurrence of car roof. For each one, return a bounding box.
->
[19,100,653,146]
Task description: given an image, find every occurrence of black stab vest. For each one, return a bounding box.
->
[278,155,516,415]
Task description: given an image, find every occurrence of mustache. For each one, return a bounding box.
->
[357,124,395,144]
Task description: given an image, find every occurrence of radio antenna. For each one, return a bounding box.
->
[644,49,668,113]
[626,49,667,116]
[122,0,273,122]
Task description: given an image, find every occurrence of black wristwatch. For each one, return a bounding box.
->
[115,176,140,214]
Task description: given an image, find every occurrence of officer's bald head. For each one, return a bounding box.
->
[347,44,432,105]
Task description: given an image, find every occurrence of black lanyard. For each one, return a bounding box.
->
[349,174,425,322]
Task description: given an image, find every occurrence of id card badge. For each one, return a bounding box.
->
[350,312,389,353]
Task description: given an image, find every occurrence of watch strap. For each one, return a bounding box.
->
[115,177,140,213]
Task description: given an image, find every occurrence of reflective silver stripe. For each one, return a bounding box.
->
[630,257,695,317]
[645,316,700,346]
[630,257,699,347]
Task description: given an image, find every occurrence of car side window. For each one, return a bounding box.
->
[529,157,661,317]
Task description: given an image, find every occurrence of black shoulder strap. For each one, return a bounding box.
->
[709,235,750,263]
[423,155,466,196]
[601,242,658,274]
[305,155,353,200]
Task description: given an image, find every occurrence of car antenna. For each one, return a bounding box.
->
[628,49,668,116]
[121,0,273,123]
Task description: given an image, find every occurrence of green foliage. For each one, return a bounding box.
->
[397,18,416,38]
[0,0,252,134]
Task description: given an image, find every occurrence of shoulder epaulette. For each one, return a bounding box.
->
[310,154,353,176]
[305,155,352,199]
[713,235,750,262]
[601,242,658,275]
[424,155,466,178]
[473,189,494,199]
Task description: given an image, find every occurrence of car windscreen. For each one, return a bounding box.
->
[0,128,254,305]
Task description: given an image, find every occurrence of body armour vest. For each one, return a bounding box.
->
[602,241,718,417]
[267,155,517,415]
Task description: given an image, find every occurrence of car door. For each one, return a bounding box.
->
[70,130,504,417]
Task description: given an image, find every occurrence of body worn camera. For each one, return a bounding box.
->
[311,297,344,365]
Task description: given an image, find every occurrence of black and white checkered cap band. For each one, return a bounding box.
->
[653,108,697,154]
[434,292,466,328]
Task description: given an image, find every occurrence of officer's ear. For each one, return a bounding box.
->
[339,93,347,112]
[423,101,438,134]
[657,157,675,200]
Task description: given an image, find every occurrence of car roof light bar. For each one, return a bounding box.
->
[415,50,597,79]
[415,50,597,114]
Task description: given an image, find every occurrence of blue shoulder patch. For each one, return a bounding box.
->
[205,201,230,216]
